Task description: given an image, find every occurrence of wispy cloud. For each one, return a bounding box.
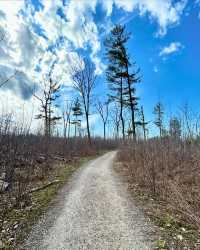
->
[0,0,188,101]
[0,0,188,131]
[111,0,187,36]
[159,42,184,57]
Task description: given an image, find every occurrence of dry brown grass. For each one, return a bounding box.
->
[0,128,116,248]
[0,132,116,228]
[118,138,200,229]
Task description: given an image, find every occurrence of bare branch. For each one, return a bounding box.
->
[0,70,18,88]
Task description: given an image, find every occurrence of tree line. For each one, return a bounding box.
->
[0,25,190,143]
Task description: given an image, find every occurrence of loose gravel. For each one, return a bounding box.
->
[23,152,153,250]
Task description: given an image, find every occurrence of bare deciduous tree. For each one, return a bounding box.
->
[96,100,109,140]
[110,103,121,139]
[71,58,96,145]
[34,64,61,137]
[62,100,73,140]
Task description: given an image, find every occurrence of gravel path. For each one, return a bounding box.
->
[23,151,153,250]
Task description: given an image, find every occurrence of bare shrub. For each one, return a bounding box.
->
[0,113,117,226]
[118,138,200,229]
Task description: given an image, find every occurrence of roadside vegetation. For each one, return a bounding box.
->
[103,24,200,249]
[117,138,200,249]
[0,20,199,250]
[0,127,115,249]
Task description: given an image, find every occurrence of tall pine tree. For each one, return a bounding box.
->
[104,25,126,140]
[105,24,140,140]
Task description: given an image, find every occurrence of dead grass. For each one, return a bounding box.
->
[0,154,98,249]
[116,138,200,249]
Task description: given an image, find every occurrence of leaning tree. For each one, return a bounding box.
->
[105,24,141,140]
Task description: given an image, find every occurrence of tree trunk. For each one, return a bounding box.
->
[143,125,146,141]
[44,108,48,137]
[68,118,71,139]
[86,112,91,145]
[48,104,51,137]
[63,119,67,139]
[141,107,146,141]
[116,124,119,139]
[160,125,162,138]
[103,122,106,141]
[120,77,125,141]
[126,63,136,140]
[75,123,77,137]
[63,126,66,139]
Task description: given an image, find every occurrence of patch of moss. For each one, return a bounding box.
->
[156,213,178,229]
[155,239,166,249]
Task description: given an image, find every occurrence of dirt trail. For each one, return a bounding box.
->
[23,152,153,250]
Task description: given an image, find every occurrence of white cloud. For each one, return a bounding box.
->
[0,0,188,132]
[108,0,187,36]
[159,42,183,57]
[102,0,113,16]
[0,0,188,100]
[34,1,64,44]
[62,0,104,74]
[63,0,97,47]
[0,1,47,100]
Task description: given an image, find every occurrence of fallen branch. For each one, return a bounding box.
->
[28,180,60,194]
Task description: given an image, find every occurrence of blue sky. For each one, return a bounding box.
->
[0,0,200,136]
